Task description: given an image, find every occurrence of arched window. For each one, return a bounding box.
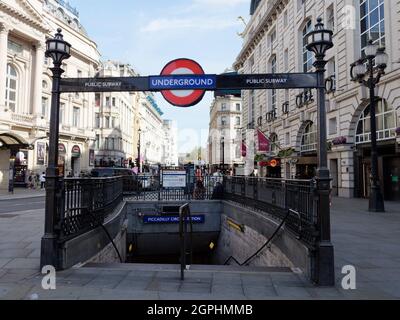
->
[301,122,317,152]
[270,133,279,154]
[302,20,313,72]
[356,99,396,144]
[5,64,17,112]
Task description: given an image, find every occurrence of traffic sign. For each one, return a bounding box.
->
[159,58,207,107]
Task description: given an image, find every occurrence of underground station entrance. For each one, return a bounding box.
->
[41,21,336,286]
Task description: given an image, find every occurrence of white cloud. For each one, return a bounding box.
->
[141,17,240,32]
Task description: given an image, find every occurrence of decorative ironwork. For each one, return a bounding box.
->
[296,89,314,108]
[282,101,289,115]
[58,177,123,241]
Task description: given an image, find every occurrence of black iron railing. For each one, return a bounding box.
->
[125,175,216,201]
[179,203,193,280]
[223,176,318,248]
[58,176,123,241]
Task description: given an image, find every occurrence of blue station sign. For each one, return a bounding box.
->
[149,75,216,91]
[143,215,205,224]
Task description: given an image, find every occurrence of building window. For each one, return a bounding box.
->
[112,97,116,107]
[356,99,396,144]
[105,116,110,128]
[106,97,110,107]
[221,103,227,111]
[301,122,317,152]
[60,103,65,124]
[285,132,290,145]
[95,135,100,150]
[41,97,48,119]
[236,103,241,111]
[72,107,80,127]
[329,117,337,135]
[95,94,101,107]
[95,113,100,128]
[360,0,385,56]
[77,70,82,78]
[104,138,109,150]
[269,28,276,48]
[109,138,114,150]
[236,117,241,126]
[303,20,313,72]
[5,64,17,112]
[221,116,227,126]
[327,4,335,32]
[271,134,279,154]
[283,11,288,27]
[111,117,115,128]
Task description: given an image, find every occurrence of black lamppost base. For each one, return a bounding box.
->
[40,236,59,270]
[315,242,335,286]
[369,186,385,212]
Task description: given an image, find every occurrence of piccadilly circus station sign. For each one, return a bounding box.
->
[59,58,321,108]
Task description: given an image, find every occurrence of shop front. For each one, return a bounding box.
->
[13,150,29,188]
[259,158,282,178]
[71,145,81,177]
[58,143,66,177]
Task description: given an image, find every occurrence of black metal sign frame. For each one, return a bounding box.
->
[59,73,322,93]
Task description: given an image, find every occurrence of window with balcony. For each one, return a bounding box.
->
[5,64,17,112]
[356,99,396,144]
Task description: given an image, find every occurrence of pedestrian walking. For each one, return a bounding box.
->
[39,172,46,189]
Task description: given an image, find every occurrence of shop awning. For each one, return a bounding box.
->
[0,132,30,149]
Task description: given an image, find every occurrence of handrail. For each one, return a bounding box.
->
[224,209,296,266]
[179,203,193,280]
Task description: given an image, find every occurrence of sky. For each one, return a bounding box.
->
[70,0,250,153]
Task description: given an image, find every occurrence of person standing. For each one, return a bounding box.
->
[39,172,46,189]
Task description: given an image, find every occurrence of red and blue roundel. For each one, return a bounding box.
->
[160,58,206,108]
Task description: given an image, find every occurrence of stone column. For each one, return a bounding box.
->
[0,24,10,109]
[33,41,45,117]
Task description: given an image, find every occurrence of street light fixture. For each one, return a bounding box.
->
[41,29,71,269]
[306,18,335,286]
[350,40,388,212]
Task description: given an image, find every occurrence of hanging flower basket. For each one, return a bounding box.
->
[332,136,347,145]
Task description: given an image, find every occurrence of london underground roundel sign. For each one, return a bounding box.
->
[160,58,206,108]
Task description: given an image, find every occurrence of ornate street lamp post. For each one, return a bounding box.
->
[306,18,335,286]
[137,128,142,173]
[220,136,225,172]
[40,29,71,269]
[350,40,388,212]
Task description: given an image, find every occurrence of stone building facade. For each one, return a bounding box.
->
[94,61,139,168]
[208,93,243,172]
[0,0,100,190]
[235,0,400,200]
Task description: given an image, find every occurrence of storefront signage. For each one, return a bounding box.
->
[143,215,205,224]
[162,170,187,188]
[59,143,66,154]
[71,145,81,158]
[259,159,280,167]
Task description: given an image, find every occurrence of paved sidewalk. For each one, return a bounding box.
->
[0,197,399,299]
[0,189,45,201]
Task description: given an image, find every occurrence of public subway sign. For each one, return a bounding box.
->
[143,215,206,224]
[59,59,321,107]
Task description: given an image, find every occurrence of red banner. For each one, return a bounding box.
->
[241,141,247,157]
[257,129,270,153]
